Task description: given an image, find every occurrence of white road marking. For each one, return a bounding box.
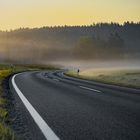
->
[79,86,101,93]
[53,79,60,82]
[12,74,60,140]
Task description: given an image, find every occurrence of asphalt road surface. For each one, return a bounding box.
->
[10,70,140,140]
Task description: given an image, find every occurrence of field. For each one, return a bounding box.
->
[66,68,140,89]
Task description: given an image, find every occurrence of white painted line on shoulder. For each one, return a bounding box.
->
[79,86,101,93]
[12,74,60,140]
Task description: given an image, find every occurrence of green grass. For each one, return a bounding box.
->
[0,70,13,78]
[0,123,15,140]
[0,98,6,106]
[65,69,140,89]
[0,64,59,140]
[0,108,7,121]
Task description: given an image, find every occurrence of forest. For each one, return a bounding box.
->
[0,22,140,63]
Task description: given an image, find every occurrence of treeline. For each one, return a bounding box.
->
[0,22,140,63]
[73,33,125,60]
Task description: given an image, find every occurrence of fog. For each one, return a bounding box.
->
[48,60,140,70]
[0,23,140,69]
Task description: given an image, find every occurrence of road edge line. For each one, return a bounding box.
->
[12,74,60,140]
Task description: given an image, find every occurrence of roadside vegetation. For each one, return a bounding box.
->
[0,64,58,140]
[0,68,15,140]
[65,68,140,89]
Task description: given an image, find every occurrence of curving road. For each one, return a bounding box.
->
[10,70,140,140]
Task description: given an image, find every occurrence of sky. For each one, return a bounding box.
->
[0,0,140,30]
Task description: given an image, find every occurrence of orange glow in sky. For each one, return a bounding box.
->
[0,0,140,30]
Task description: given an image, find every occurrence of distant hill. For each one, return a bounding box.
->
[0,22,140,63]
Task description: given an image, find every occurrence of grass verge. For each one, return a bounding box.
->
[0,64,58,140]
[65,69,140,89]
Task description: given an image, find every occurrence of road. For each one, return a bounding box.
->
[10,70,140,140]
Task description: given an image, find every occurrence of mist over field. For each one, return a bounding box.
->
[0,22,140,69]
[51,60,140,70]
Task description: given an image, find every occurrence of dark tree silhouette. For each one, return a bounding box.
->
[0,22,139,63]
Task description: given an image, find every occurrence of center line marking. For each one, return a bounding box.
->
[79,86,101,93]
[12,74,60,140]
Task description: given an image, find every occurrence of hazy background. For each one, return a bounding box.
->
[0,22,140,68]
[0,0,140,69]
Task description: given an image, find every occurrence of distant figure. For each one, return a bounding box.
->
[77,69,80,76]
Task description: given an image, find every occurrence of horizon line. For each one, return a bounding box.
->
[1,21,140,32]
